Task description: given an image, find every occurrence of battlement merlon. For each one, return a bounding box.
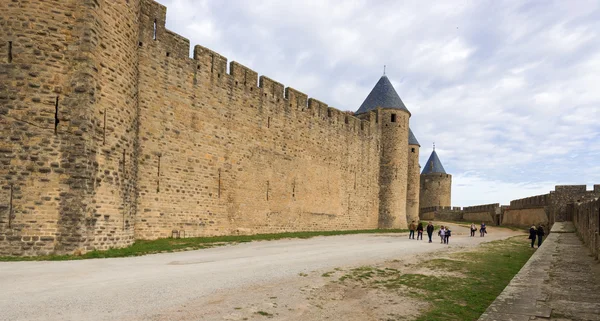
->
[308,98,327,117]
[259,76,285,98]
[285,87,309,110]
[229,61,259,88]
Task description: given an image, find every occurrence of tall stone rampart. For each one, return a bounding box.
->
[0,0,420,256]
[0,0,141,255]
[134,0,381,238]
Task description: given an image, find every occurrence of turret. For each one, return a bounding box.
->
[356,75,410,229]
[419,147,452,209]
[406,128,421,224]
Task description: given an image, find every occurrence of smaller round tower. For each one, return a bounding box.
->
[406,128,421,224]
[419,146,451,210]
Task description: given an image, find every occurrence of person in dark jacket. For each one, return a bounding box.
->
[426,222,434,243]
[536,224,545,247]
[445,227,452,244]
[416,222,424,240]
[528,225,537,248]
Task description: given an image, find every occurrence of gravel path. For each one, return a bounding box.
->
[0,224,520,321]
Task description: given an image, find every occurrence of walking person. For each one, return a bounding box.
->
[445,227,452,244]
[470,223,476,237]
[480,222,487,237]
[536,224,545,247]
[426,222,434,243]
[529,225,537,248]
[409,221,416,239]
[416,222,424,240]
[439,226,446,243]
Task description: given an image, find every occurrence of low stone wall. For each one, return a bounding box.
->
[479,222,600,321]
[463,211,494,223]
[502,208,548,227]
[572,198,600,259]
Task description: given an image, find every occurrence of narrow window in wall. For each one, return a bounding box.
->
[122,149,126,173]
[218,169,221,198]
[354,172,357,190]
[8,41,13,63]
[54,96,60,135]
[153,19,157,40]
[267,117,270,128]
[391,113,397,123]
[360,122,364,131]
[411,147,415,153]
[103,110,107,145]
[327,109,333,117]
[345,116,349,124]
[8,184,13,229]
[156,155,161,193]
[266,181,270,201]
[292,181,296,199]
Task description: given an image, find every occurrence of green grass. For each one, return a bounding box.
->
[339,236,534,321]
[0,228,407,262]
[255,311,273,317]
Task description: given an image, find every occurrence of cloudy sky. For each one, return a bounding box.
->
[155,0,600,206]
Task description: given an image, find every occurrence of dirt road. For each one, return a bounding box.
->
[0,224,521,321]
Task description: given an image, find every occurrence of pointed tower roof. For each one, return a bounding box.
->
[408,128,420,146]
[421,150,446,174]
[355,75,410,115]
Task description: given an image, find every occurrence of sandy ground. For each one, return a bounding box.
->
[0,223,522,321]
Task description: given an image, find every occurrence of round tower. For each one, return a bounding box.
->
[356,75,410,229]
[420,147,452,210]
[406,128,421,224]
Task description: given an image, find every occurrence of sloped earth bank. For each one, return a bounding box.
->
[137,224,528,321]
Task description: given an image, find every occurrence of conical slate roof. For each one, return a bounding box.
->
[408,128,420,146]
[355,75,410,115]
[421,150,446,174]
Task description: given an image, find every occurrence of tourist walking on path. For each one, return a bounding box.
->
[409,221,416,239]
[439,226,446,244]
[416,222,424,240]
[529,225,537,248]
[426,222,434,243]
[480,222,487,237]
[536,224,545,247]
[470,223,476,237]
[445,227,452,244]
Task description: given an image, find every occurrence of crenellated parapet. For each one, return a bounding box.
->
[136,1,374,138]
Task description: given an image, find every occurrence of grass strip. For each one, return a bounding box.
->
[0,228,407,262]
[339,236,533,321]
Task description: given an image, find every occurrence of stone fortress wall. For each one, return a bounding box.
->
[502,185,600,227]
[1,0,421,256]
[420,172,452,209]
[572,197,600,259]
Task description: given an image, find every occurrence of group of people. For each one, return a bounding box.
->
[528,224,546,248]
[407,220,547,249]
[469,222,487,237]
[408,221,451,244]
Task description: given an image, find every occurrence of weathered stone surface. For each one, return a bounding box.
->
[0,0,418,256]
[478,222,600,321]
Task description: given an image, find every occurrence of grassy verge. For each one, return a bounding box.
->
[0,228,407,262]
[338,236,533,321]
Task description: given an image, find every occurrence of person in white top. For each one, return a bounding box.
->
[438,226,446,244]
